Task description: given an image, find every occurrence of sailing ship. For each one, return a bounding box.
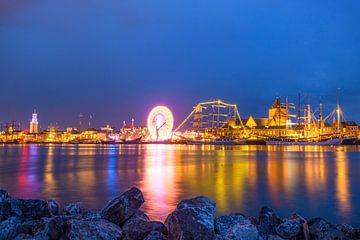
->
[265,93,358,146]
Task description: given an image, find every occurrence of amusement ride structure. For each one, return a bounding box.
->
[147,106,174,141]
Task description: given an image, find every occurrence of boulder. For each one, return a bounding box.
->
[18,219,43,236]
[308,218,345,240]
[44,216,71,240]
[10,199,51,220]
[258,207,282,237]
[0,201,12,222]
[67,219,123,240]
[0,190,10,203]
[101,187,144,226]
[215,213,259,240]
[64,203,83,216]
[0,216,22,240]
[276,213,305,239]
[336,223,360,240]
[122,210,167,240]
[165,196,216,240]
[267,235,285,240]
[47,200,59,216]
[145,231,168,240]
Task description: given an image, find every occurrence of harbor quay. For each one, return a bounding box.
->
[1,97,359,146]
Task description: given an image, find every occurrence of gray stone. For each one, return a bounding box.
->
[0,201,12,222]
[276,213,305,239]
[44,216,71,240]
[308,218,345,240]
[10,199,51,219]
[0,190,10,203]
[258,207,282,237]
[0,217,22,240]
[145,231,168,240]
[47,200,59,216]
[165,196,216,240]
[336,223,360,240]
[215,214,259,240]
[67,219,123,240]
[122,211,167,240]
[267,235,284,240]
[64,203,83,216]
[101,187,144,226]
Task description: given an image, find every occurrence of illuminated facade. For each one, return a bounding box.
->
[29,110,39,134]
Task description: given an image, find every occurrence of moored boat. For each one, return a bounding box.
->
[117,136,142,144]
[266,137,343,146]
[187,138,245,145]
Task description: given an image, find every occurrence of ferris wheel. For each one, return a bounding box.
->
[147,106,174,140]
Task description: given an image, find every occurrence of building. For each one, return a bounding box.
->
[29,110,39,134]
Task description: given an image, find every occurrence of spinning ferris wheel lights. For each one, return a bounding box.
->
[147,106,174,140]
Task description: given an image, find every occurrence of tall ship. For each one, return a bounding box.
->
[175,96,359,146]
[263,93,358,146]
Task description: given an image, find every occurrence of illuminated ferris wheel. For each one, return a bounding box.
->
[147,106,174,140]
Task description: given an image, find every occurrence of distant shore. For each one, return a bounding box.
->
[1,187,359,240]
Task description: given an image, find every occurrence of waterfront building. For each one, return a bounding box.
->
[29,110,39,134]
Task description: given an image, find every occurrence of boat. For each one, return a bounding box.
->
[100,139,116,144]
[341,137,358,145]
[187,138,245,145]
[117,136,142,144]
[266,137,343,146]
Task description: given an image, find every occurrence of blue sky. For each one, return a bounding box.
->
[1,0,359,129]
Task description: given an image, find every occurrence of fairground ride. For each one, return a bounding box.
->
[174,99,248,139]
[147,106,174,141]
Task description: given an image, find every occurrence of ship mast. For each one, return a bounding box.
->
[336,89,341,135]
[319,98,323,137]
[307,96,311,133]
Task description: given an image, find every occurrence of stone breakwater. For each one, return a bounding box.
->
[0,188,359,240]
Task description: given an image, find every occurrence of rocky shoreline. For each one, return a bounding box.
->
[0,188,359,240]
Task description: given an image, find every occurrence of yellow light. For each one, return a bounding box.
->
[147,106,174,140]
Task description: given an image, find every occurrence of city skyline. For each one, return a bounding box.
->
[1,1,360,128]
[0,92,356,130]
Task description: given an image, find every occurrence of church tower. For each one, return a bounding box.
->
[29,110,39,134]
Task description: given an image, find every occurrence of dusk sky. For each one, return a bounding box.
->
[1,0,359,129]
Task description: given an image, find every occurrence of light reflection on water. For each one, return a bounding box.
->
[0,144,359,225]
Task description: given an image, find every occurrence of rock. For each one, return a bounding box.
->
[215,213,260,240]
[145,231,168,240]
[67,219,123,240]
[0,216,22,240]
[0,190,10,203]
[0,201,13,222]
[100,187,144,226]
[267,235,284,240]
[336,223,360,239]
[165,196,216,240]
[64,203,83,216]
[276,213,305,239]
[258,207,282,237]
[44,216,71,240]
[122,210,167,240]
[177,196,216,213]
[10,199,51,220]
[308,218,345,240]
[47,200,59,216]
[18,219,42,236]
[82,210,102,221]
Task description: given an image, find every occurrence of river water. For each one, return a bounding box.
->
[0,144,359,225]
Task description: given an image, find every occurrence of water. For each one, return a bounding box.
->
[0,144,360,226]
